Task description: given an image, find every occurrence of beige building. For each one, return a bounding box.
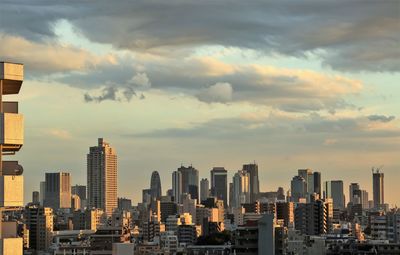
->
[87,138,117,216]
[44,172,71,210]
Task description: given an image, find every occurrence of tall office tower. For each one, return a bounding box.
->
[24,205,54,251]
[298,169,313,193]
[200,178,210,203]
[231,170,250,209]
[87,138,118,216]
[32,191,40,204]
[324,180,345,209]
[349,183,360,204]
[353,189,369,209]
[172,171,182,203]
[210,167,228,207]
[44,172,71,210]
[277,187,285,201]
[242,163,260,203]
[177,165,199,201]
[142,189,152,205]
[313,172,322,198]
[150,171,162,201]
[72,185,87,201]
[372,169,384,209]
[290,176,307,202]
[40,181,46,205]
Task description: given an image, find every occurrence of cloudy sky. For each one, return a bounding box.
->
[1,0,399,206]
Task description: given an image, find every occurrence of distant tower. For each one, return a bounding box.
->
[210,167,228,207]
[242,163,260,203]
[172,171,182,203]
[324,180,345,209]
[200,178,210,203]
[43,172,71,210]
[150,171,162,201]
[372,168,384,209]
[177,165,199,201]
[87,138,117,215]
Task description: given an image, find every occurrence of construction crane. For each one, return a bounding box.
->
[372,165,384,173]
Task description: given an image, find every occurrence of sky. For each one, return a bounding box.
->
[0,0,399,206]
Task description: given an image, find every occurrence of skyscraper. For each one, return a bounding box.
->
[290,176,306,202]
[313,172,322,198]
[242,163,260,203]
[200,178,210,202]
[324,180,345,209]
[150,171,162,201]
[349,183,360,204]
[372,169,384,209]
[231,170,250,208]
[72,185,87,201]
[43,172,71,210]
[210,167,228,207]
[178,165,199,201]
[87,138,118,215]
[172,171,182,203]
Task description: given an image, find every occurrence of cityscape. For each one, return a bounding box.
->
[1,1,400,255]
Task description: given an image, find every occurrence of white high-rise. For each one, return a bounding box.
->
[87,138,117,216]
[231,170,250,209]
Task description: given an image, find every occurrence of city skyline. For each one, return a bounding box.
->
[1,1,398,207]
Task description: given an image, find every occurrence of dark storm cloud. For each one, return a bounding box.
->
[1,0,398,72]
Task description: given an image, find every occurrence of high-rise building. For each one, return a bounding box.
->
[210,167,228,207]
[24,205,54,251]
[118,197,132,211]
[200,178,209,203]
[44,172,71,210]
[372,169,384,209]
[349,183,360,204]
[242,163,260,203]
[294,199,328,236]
[324,180,345,209]
[354,189,369,209]
[172,171,182,203]
[313,172,322,198]
[290,176,306,202]
[177,165,199,201]
[297,169,321,200]
[71,185,87,201]
[150,171,162,201]
[87,138,118,216]
[40,181,46,205]
[32,191,40,205]
[231,170,250,209]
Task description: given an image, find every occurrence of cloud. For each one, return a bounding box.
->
[1,1,398,72]
[129,72,151,88]
[368,115,395,123]
[196,82,233,103]
[84,86,119,103]
[83,72,151,102]
[48,129,72,140]
[0,33,116,74]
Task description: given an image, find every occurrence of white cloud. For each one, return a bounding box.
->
[196,82,233,103]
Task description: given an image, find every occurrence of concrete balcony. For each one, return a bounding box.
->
[0,175,23,207]
[0,113,24,151]
[0,237,23,255]
[0,62,23,95]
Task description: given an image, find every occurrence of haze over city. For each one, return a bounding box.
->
[1,1,399,207]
